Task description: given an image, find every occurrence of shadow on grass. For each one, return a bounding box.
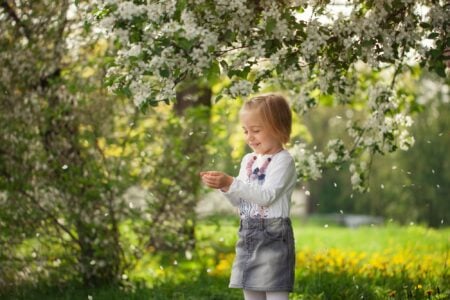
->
[2,271,448,300]
[0,275,242,300]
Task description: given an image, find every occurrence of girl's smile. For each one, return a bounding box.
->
[240,109,283,155]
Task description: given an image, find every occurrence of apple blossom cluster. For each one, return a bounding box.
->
[93,0,447,191]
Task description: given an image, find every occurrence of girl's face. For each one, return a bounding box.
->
[240,109,283,155]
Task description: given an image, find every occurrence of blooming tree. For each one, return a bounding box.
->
[94,0,448,191]
[0,0,136,287]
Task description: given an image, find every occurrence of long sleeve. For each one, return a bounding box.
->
[221,153,252,206]
[223,151,296,207]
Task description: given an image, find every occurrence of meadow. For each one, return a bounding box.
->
[3,216,449,300]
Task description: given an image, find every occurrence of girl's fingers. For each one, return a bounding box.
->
[201,177,217,186]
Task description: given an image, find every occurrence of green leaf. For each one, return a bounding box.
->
[432,63,446,78]
[116,86,132,98]
[428,32,439,39]
[207,61,221,84]
[129,29,142,43]
[174,0,187,21]
[319,93,334,106]
[159,68,170,78]
[266,18,277,34]
[223,30,236,43]
[419,22,431,29]
[228,66,251,79]
[149,99,160,107]
[219,60,228,72]
[177,37,193,51]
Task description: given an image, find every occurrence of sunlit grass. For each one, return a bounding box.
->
[3,216,449,300]
[127,216,449,299]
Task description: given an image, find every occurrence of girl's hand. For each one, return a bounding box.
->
[200,171,233,192]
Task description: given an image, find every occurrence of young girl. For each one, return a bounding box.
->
[200,94,296,300]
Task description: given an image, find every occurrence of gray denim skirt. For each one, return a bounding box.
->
[229,218,295,292]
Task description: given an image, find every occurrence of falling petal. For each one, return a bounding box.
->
[189,131,194,136]
[53,258,61,267]
[122,274,128,280]
[333,182,337,188]
[410,222,414,226]
[380,184,384,189]
[436,184,440,188]
[432,169,435,174]
[173,260,178,265]
[185,250,193,260]
[305,190,310,196]
[129,202,134,209]
[88,296,93,300]
[340,210,344,214]
[392,165,397,170]
[324,224,328,228]
[62,164,68,170]
[90,260,96,265]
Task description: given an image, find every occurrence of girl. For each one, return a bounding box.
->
[200,94,296,300]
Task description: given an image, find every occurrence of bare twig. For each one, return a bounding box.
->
[0,0,32,41]
[20,190,80,245]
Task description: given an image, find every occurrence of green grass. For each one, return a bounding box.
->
[2,216,449,300]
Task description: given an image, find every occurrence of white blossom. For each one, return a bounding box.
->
[117,1,142,20]
[92,0,446,191]
[228,80,253,98]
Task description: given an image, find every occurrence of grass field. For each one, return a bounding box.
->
[3,216,449,300]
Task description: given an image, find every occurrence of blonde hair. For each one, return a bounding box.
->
[240,94,292,144]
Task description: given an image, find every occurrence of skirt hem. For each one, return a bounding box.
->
[229,284,293,292]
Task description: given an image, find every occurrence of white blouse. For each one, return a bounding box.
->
[222,149,296,219]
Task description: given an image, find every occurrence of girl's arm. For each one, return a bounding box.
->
[223,154,296,207]
[200,154,251,207]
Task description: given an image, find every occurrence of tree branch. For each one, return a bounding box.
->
[0,0,32,41]
[20,190,80,245]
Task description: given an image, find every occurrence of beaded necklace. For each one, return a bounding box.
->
[246,155,272,181]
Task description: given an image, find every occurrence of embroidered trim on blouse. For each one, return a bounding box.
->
[246,155,272,181]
